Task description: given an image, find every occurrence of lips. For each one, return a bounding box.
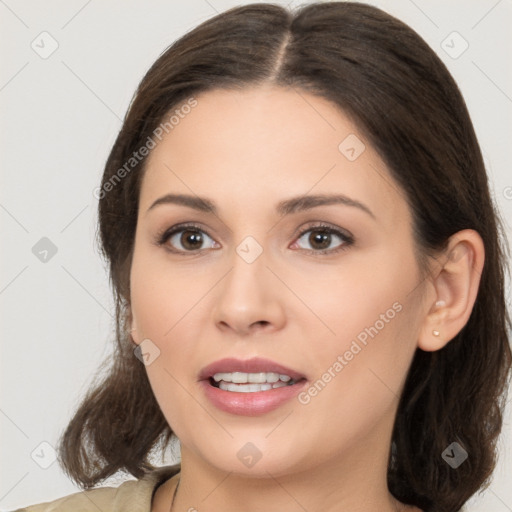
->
[198,357,309,416]
[198,357,307,383]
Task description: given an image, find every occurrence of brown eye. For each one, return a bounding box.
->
[157,224,218,253]
[179,229,204,250]
[307,230,332,250]
[292,224,354,255]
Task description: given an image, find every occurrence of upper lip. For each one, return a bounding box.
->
[199,357,307,382]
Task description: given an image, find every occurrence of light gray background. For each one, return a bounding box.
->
[1,0,511,510]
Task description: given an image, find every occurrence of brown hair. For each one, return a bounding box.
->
[58,3,511,511]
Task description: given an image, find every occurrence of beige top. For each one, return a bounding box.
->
[13,464,181,512]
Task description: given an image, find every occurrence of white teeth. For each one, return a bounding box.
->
[213,372,296,393]
[248,372,268,383]
[213,371,293,384]
[218,381,290,392]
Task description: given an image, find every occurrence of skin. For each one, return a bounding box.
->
[128,85,485,512]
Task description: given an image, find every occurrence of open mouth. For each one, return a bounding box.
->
[200,364,309,415]
[208,372,306,393]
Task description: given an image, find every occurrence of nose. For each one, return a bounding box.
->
[212,246,286,337]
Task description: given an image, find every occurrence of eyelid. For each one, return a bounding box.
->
[154,221,354,255]
[292,221,354,254]
[154,222,217,252]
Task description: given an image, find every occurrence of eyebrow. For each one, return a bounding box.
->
[146,193,376,220]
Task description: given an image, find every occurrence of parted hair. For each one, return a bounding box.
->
[58,3,512,511]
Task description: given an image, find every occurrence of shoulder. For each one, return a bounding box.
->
[12,464,181,512]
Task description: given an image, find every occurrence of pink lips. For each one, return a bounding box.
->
[198,357,308,416]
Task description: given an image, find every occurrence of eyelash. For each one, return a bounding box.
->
[154,222,354,256]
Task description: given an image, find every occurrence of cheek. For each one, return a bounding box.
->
[129,244,208,386]
[298,250,418,353]
[297,249,421,409]
[129,250,202,432]
[129,243,198,340]
[291,298,419,458]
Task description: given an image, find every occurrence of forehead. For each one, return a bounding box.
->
[140,85,410,226]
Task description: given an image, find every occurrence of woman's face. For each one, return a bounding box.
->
[130,85,432,478]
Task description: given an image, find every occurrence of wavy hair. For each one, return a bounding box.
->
[58,3,512,511]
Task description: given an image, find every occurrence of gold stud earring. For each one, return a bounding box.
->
[432,330,440,337]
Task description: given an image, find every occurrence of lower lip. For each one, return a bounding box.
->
[200,378,308,416]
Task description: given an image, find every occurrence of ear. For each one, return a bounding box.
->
[418,229,485,351]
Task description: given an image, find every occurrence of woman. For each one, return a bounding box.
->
[15,2,511,512]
